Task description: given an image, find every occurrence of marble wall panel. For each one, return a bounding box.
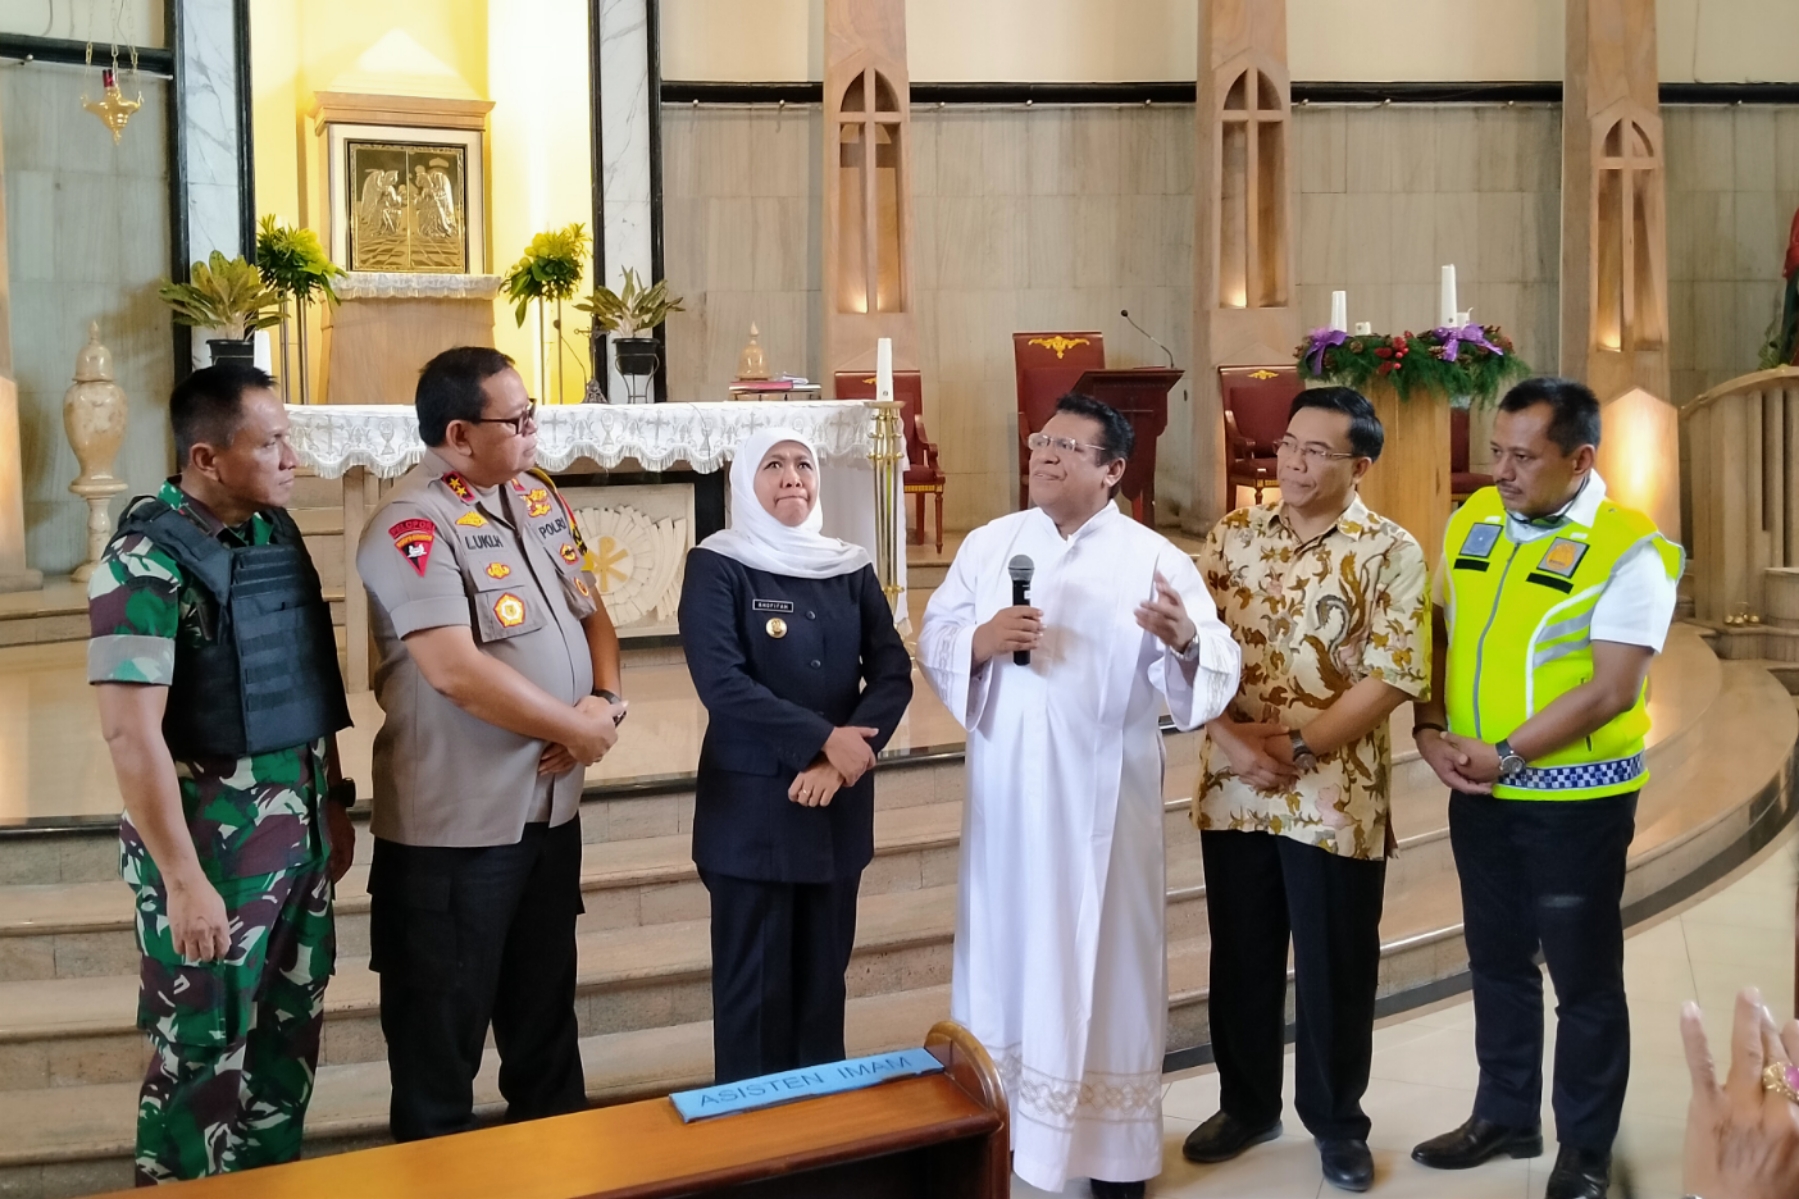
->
[1,66,174,576]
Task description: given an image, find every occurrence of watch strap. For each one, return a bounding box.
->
[593,688,623,706]
[1412,721,1446,737]
[325,778,357,809]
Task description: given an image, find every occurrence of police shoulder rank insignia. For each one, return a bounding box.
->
[559,543,580,564]
[575,578,591,597]
[1538,537,1589,578]
[442,472,475,503]
[485,562,512,580]
[529,499,555,518]
[456,511,487,528]
[389,518,436,577]
[494,593,527,628]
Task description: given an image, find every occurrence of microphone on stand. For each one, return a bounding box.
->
[1007,554,1035,666]
[1121,308,1176,369]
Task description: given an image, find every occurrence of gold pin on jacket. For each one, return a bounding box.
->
[766,617,788,639]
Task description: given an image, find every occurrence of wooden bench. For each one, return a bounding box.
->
[91,1022,1010,1199]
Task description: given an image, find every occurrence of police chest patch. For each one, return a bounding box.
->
[559,543,580,565]
[494,593,527,628]
[1538,537,1589,578]
[389,518,436,577]
[1458,522,1502,559]
[752,598,795,614]
[456,511,487,528]
[485,562,511,580]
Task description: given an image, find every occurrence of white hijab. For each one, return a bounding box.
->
[697,427,872,579]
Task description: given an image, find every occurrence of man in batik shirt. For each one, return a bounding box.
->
[1184,387,1429,1194]
[88,364,354,1184]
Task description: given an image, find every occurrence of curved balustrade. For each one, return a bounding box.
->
[1681,366,1799,625]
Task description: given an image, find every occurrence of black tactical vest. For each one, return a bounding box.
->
[112,497,352,759]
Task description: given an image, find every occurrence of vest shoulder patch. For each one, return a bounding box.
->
[1537,537,1590,578]
[1457,522,1502,560]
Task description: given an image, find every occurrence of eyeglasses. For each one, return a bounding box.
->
[468,402,538,436]
[1027,432,1110,456]
[1275,437,1358,464]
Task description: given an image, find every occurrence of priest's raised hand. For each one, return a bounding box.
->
[1134,569,1197,653]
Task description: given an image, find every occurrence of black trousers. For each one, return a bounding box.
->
[370,820,587,1142]
[700,868,862,1085]
[1201,829,1388,1140]
[1449,790,1637,1152]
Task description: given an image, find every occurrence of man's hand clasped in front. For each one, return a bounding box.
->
[537,695,625,776]
[1209,719,1302,792]
[1413,728,1495,795]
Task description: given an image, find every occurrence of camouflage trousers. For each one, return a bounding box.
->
[131,860,336,1185]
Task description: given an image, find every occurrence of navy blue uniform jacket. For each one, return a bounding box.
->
[679,548,914,884]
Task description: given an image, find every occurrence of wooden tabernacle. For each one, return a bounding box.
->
[88,1022,1010,1199]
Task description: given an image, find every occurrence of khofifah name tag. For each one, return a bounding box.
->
[668,1048,945,1123]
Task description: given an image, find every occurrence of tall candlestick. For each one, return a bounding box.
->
[1330,290,1348,332]
[1439,265,1458,327]
[875,338,894,402]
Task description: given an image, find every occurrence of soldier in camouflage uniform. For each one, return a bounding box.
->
[88,364,355,1185]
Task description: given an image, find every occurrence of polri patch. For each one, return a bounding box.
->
[442,472,475,503]
[456,511,488,528]
[752,598,795,614]
[485,562,512,580]
[1538,537,1589,578]
[1458,522,1502,560]
[389,518,436,577]
[494,593,527,628]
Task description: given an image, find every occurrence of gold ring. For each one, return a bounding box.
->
[1763,1061,1799,1104]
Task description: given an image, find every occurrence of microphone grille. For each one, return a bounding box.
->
[1007,554,1034,583]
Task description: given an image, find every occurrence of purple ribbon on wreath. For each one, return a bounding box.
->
[1431,323,1504,363]
[1305,327,1347,374]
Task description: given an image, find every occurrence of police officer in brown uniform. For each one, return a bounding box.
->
[356,346,624,1141]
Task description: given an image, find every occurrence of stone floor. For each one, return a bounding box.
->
[1011,825,1799,1198]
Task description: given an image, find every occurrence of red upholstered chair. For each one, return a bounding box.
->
[1451,406,1494,502]
[1219,365,1302,511]
[832,370,944,552]
[1012,332,1107,510]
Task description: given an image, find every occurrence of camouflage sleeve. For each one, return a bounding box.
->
[86,533,181,685]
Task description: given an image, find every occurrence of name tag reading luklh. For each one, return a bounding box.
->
[668,1048,945,1123]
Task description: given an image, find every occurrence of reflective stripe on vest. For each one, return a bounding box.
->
[1443,486,1682,801]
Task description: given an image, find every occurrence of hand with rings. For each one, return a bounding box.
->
[1682,986,1799,1199]
[788,757,845,808]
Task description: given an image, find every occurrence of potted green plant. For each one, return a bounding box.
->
[579,267,686,380]
[501,223,591,403]
[255,215,347,402]
[158,251,284,366]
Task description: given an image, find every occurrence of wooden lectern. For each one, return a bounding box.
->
[1012,332,1181,527]
[95,1023,1010,1199]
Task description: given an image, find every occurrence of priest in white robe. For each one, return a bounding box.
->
[919,394,1240,1198]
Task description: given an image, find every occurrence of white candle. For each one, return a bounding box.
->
[1330,291,1348,332]
[875,338,894,402]
[1439,265,1458,327]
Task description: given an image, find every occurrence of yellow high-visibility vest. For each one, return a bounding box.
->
[1442,486,1682,801]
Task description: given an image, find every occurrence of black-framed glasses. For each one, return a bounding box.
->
[468,402,538,436]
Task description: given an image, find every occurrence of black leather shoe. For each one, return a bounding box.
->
[1181,1110,1283,1163]
[1410,1116,1543,1169]
[1544,1145,1611,1199]
[1317,1138,1374,1192]
[1089,1181,1146,1199]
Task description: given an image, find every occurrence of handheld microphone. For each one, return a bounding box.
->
[1007,554,1035,666]
[1120,308,1176,369]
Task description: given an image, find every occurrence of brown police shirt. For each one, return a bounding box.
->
[356,449,603,847]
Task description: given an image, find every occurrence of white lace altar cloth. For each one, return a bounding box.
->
[286,401,881,479]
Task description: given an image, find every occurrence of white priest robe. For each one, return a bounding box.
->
[918,503,1239,1191]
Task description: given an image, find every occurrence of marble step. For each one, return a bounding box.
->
[0,760,1450,986]
[0,874,1472,1191]
[0,781,1464,1094]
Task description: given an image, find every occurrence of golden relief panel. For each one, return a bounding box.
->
[1027,335,1091,360]
[346,140,470,274]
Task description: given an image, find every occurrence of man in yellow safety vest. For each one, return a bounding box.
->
[1408,377,1681,1199]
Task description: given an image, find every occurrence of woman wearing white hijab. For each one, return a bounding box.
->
[679,427,914,1083]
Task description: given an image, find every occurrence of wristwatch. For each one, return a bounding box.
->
[593,688,623,706]
[1494,738,1528,779]
[1288,729,1319,771]
[325,778,357,809]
